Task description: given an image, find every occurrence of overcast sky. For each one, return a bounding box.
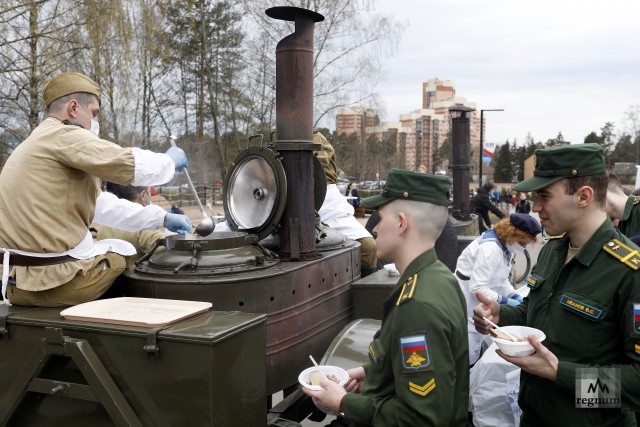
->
[369,0,640,147]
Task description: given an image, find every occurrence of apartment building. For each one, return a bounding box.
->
[335,106,380,137]
[335,78,486,177]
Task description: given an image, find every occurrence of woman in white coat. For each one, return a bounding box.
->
[455,213,541,365]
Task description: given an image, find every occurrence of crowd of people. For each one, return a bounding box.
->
[2,72,640,427]
[470,183,533,232]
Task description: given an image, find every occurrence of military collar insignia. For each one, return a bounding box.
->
[633,196,640,206]
[396,274,418,305]
[603,239,640,270]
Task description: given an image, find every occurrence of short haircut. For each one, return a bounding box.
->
[47,92,99,114]
[563,173,608,208]
[389,199,448,241]
[607,171,632,195]
[105,182,147,202]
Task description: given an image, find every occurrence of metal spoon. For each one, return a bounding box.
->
[169,135,215,237]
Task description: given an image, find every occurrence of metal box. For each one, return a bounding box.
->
[350,269,397,320]
[0,304,266,426]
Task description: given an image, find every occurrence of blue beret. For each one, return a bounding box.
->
[509,213,542,237]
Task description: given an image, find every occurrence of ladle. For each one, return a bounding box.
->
[169,135,215,237]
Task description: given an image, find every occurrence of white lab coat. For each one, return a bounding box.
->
[318,184,371,240]
[455,233,516,364]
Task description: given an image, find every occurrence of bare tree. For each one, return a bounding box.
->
[241,0,401,131]
[165,0,246,182]
[0,0,87,135]
[622,105,640,141]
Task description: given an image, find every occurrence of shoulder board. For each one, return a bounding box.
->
[602,239,640,270]
[547,234,564,240]
[633,196,640,206]
[396,274,418,305]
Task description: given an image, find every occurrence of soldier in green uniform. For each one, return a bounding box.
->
[303,169,469,426]
[606,171,640,239]
[473,143,640,426]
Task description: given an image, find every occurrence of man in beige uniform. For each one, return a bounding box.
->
[314,132,377,276]
[0,71,192,307]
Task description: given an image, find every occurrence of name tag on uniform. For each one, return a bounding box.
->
[559,294,604,320]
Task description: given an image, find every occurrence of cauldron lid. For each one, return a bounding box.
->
[223,146,287,241]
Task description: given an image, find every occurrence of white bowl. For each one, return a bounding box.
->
[298,365,349,391]
[299,365,350,415]
[490,325,546,357]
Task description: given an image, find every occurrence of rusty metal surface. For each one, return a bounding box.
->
[450,106,475,220]
[271,8,320,261]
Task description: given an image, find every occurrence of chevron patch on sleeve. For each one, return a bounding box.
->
[409,378,436,397]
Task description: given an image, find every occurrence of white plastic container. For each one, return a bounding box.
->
[489,325,546,357]
[298,365,350,415]
[298,365,349,391]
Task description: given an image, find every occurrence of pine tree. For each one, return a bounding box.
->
[493,142,514,183]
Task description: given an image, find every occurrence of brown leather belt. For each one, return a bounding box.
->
[2,253,76,267]
[455,270,470,281]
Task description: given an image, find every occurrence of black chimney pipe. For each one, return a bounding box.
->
[266,7,324,261]
[449,105,475,220]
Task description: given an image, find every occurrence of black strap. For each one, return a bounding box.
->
[455,270,470,281]
[1,252,75,267]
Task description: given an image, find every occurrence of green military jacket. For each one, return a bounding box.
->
[619,195,640,239]
[500,220,640,426]
[343,249,469,426]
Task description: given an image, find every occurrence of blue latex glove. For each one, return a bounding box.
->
[165,213,193,235]
[165,146,188,172]
[507,292,524,303]
[506,297,521,307]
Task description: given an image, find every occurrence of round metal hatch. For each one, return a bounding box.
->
[223,146,287,241]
